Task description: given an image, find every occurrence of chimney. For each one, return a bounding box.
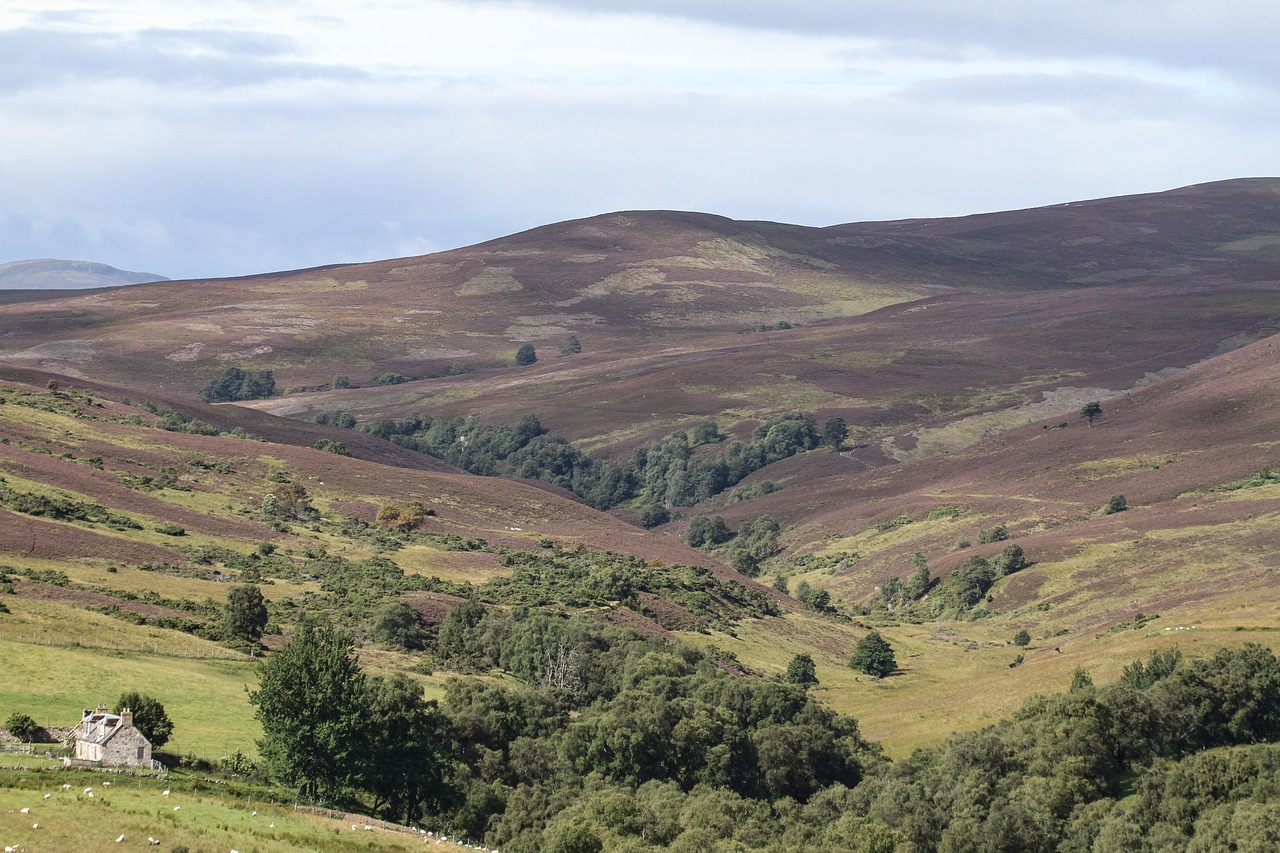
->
[120,708,133,728]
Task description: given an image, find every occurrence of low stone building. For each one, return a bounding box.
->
[69,705,152,767]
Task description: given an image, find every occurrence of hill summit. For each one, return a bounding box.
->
[0,258,169,290]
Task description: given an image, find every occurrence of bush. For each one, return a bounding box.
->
[155,523,186,536]
[377,372,411,385]
[1102,494,1128,515]
[515,343,538,366]
[977,523,1009,544]
[1012,629,1031,647]
[5,711,40,742]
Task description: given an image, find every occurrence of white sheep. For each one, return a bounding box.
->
[116,834,125,843]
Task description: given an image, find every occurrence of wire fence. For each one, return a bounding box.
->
[0,630,251,660]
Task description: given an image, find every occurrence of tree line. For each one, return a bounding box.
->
[345,410,837,520]
[252,609,1280,851]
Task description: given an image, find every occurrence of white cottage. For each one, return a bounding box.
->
[71,705,152,767]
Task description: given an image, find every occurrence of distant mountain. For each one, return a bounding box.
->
[0,258,169,289]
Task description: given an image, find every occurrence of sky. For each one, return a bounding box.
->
[2,0,1278,280]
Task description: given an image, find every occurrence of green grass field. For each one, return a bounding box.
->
[0,769,472,851]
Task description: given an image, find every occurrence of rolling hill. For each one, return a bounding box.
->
[2,179,1280,848]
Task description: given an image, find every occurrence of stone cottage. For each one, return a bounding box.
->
[70,705,152,767]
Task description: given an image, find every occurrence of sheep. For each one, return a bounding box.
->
[116,834,125,843]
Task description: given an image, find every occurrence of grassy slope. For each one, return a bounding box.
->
[0,180,1278,769]
[0,772,474,851]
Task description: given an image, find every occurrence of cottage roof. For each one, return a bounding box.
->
[75,705,150,748]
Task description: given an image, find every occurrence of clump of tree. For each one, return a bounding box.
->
[355,410,822,513]
[263,483,312,519]
[725,515,783,577]
[840,643,1280,851]
[794,580,833,613]
[684,514,732,548]
[199,367,276,403]
[368,601,425,650]
[312,438,350,456]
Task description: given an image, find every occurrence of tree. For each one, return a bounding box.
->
[692,420,723,445]
[561,335,582,356]
[822,417,849,451]
[377,371,410,385]
[903,552,931,600]
[5,712,39,742]
[995,542,1027,575]
[638,504,669,529]
[251,619,370,801]
[362,673,447,824]
[1080,401,1103,427]
[785,654,819,687]
[114,692,174,749]
[331,374,350,389]
[225,584,269,641]
[851,632,896,678]
[1012,629,1032,647]
[369,601,424,649]
[269,482,312,519]
[515,343,538,366]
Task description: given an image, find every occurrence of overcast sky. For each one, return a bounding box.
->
[2,1,1278,280]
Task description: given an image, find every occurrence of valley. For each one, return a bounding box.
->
[2,178,1280,850]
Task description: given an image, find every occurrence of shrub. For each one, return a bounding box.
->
[977,523,1008,544]
[377,372,411,385]
[1101,494,1128,515]
[1012,629,1032,647]
[155,523,186,536]
[5,711,40,742]
[515,343,538,366]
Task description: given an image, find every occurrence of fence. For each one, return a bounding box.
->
[0,630,251,661]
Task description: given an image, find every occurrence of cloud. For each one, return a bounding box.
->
[0,26,365,91]
[493,0,1280,88]
[0,1,1276,281]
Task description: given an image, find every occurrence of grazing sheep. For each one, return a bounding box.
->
[116,834,125,843]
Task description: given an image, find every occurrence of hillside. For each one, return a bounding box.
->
[0,179,1277,465]
[2,180,1280,849]
[668,332,1280,748]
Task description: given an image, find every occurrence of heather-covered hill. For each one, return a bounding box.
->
[668,332,1280,745]
[1,179,1277,429]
